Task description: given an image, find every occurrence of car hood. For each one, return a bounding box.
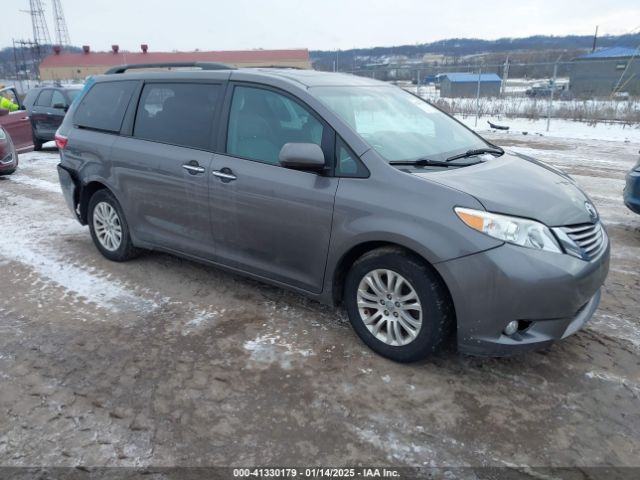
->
[411,151,594,227]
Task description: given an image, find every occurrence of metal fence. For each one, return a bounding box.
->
[344,58,640,129]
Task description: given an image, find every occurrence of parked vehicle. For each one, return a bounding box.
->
[23,85,83,150]
[0,126,18,175]
[56,63,609,362]
[525,82,567,98]
[0,86,32,153]
[623,157,640,214]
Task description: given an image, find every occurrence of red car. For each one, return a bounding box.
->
[0,86,33,175]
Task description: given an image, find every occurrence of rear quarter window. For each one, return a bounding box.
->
[73,81,137,133]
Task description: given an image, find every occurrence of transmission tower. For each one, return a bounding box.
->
[28,0,52,47]
[52,0,71,46]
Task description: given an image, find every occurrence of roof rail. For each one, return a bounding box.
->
[105,62,236,74]
[247,65,304,70]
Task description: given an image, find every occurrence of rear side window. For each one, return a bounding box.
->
[35,90,53,107]
[51,90,66,108]
[74,81,137,133]
[134,83,220,150]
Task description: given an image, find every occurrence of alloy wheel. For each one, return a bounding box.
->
[356,269,423,346]
[93,202,122,252]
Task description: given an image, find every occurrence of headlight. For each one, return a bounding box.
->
[455,207,562,253]
[0,128,6,140]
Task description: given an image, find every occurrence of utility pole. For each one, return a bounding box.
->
[475,67,482,128]
[501,57,510,97]
[546,57,560,132]
[12,40,25,93]
[592,25,599,53]
[52,0,71,46]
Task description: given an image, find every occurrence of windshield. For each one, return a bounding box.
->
[310,86,488,162]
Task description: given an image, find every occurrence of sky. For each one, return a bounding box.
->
[2,0,640,52]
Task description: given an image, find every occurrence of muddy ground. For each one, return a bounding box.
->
[0,132,638,472]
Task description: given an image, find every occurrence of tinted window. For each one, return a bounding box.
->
[226,86,324,165]
[336,138,368,178]
[134,83,220,150]
[74,81,137,133]
[35,90,53,107]
[51,90,66,108]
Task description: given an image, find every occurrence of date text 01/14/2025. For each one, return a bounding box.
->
[232,468,401,478]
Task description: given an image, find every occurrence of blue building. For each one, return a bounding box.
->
[439,73,502,98]
[570,47,640,98]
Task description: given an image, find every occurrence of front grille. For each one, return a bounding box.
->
[560,222,606,260]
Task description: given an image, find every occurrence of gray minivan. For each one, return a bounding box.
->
[56,63,609,362]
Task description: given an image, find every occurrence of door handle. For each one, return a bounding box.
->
[182,163,205,174]
[212,168,237,182]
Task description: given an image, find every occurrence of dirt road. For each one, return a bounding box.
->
[0,133,639,471]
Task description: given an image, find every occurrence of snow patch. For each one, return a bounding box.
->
[182,310,218,335]
[0,193,157,315]
[243,333,314,369]
[585,370,640,394]
[9,173,61,193]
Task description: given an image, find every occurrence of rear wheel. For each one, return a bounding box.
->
[344,247,453,362]
[32,131,44,151]
[88,189,140,262]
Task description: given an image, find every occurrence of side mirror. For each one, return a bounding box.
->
[279,143,325,171]
[53,103,69,112]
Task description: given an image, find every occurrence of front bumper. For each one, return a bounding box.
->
[0,143,17,174]
[435,239,610,356]
[623,169,640,214]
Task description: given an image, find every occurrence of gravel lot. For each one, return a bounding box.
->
[0,130,639,473]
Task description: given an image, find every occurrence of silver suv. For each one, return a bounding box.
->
[56,63,609,362]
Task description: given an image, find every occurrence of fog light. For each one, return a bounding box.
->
[504,321,519,336]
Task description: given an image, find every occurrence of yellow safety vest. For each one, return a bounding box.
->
[0,96,18,112]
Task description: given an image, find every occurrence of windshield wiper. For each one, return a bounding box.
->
[390,157,481,167]
[445,147,504,162]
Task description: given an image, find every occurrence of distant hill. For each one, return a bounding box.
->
[310,33,640,71]
[2,33,639,79]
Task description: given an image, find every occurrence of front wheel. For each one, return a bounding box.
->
[88,189,140,262]
[344,247,453,362]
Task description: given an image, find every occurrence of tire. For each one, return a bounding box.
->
[32,131,44,151]
[88,189,140,262]
[344,247,453,362]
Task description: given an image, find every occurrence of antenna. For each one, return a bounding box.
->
[52,0,71,46]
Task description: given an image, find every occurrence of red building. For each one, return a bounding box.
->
[40,45,311,80]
